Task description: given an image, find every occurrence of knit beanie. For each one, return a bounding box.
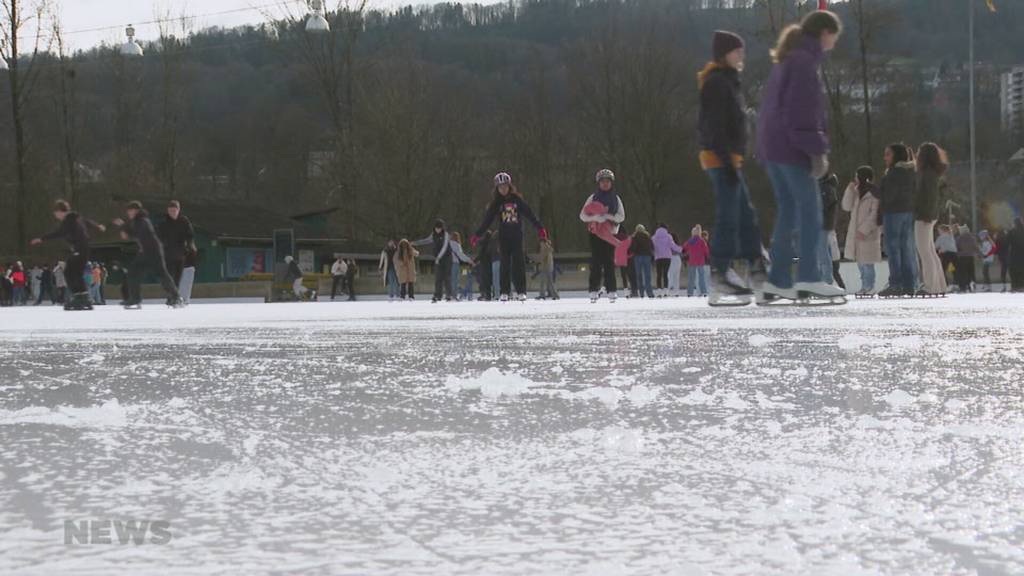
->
[712,30,744,62]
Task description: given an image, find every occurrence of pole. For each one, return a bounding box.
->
[969,0,978,230]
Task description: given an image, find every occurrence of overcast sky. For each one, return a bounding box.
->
[46,0,501,51]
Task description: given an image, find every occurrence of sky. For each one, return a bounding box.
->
[40,0,502,51]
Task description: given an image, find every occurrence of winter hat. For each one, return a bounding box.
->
[284,255,294,263]
[691,224,703,237]
[126,200,143,210]
[634,224,647,235]
[712,30,744,62]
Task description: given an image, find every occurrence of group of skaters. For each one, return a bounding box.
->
[10,11,1024,312]
[21,199,197,310]
[0,259,118,307]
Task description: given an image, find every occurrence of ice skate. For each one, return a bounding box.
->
[608,292,618,303]
[709,269,753,307]
[877,285,903,299]
[793,282,847,306]
[64,292,94,311]
[499,294,509,302]
[755,282,798,306]
[517,293,528,302]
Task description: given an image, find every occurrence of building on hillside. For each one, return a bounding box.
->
[1002,67,1024,136]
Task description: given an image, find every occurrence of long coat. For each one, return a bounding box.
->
[841,182,882,263]
[395,249,419,284]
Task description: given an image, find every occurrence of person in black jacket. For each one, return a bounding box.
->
[913,142,950,296]
[113,201,182,308]
[30,200,106,310]
[157,200,195,286]
[877,143,918,297]
[698,31,766,302]
[471,172,547,301]
[818,173,845,289]
[629,224,656,298]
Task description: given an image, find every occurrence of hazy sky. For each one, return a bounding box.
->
[45,0,501,51]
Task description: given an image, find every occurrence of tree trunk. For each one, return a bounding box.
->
[7,0,31,252]
[857,0,874,166]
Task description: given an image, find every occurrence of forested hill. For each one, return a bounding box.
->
[1,0,1019,252]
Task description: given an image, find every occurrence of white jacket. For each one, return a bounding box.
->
[331,260,348,276]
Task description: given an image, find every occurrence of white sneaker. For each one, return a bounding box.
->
[608,292,618,303]
[517,293,528,302]
[499,294,509,302]
[590,292,599,303]
[794,282,845,298]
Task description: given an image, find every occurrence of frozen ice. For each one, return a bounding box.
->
[1,294,1024,575]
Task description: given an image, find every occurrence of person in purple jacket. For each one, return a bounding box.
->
[756,10,846,304]
[651,224,681,297]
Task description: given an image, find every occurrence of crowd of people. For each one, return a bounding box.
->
[6,10,1024,312]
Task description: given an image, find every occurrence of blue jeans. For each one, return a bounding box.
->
[858,263,876,292]
[764,161,824,288]
[818,231,834,285]
[687,265,708,296]
[461,272,476,300]
[706,167,762,273]
[386,269,399,298]
[491,261,500,298]
[633,256,654,298]
[883,212,918,291]
[451,262,462,297]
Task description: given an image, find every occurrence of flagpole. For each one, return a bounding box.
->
[969,0,978,230]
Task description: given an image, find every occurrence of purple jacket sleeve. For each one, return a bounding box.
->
[782,52,829,159]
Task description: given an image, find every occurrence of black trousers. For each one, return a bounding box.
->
[831,261,846,289]
[479,256,493,299]
[127,252,180,303]
[434,256,453,300]
[499,237,527,296]
[166,257,185,286]
[655,259,670,290]
[589,234,616,293]
[956,256,976,292]
[331,275,344,299]
[66,251,89,296]
[346,274,356,300]
[401,283,415,298]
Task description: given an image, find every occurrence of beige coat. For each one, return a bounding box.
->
[395,248,419,284]
[841,182,882,264]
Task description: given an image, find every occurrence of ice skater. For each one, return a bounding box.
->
[756,10,846,305]
[395,239,420,300]
[841,166,882,296]
[30,200,107,311]
[580,169,626,303]
[412,220,456,303]
[112,201,183,309]
[877,143,919,298]
[471,173,547,302]
[913,142,950,297]
[697,30,768,306]
[284,255,317,301]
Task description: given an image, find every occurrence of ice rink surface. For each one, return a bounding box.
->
[1,294,1023,575]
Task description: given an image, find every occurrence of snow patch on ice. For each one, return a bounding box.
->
[600,427,643,454]
[748,334,776,347]
[445,368,543,398]
[883,389,917,409]
[625,385,659,406]
[576,387,624,410]
[837,334,873,350]
[0,399,128,428]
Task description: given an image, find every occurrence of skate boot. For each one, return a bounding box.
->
[877,285,902,299]
[517,293,527,302]
[756,282,798,306]
[167,296,186,309]
[499,294,509,302]
[608,292,618,303]
[590,292,599,303]
[747,259,769,291]
[123,300,142,310]
[64,292,94,311]
[709,269,753,307]
[793,282,847,306]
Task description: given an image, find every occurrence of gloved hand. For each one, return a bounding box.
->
[538,228,548,242]
[811,155,830,180]
[470,235,480,248]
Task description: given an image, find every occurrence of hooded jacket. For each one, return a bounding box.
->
[41,212,102,254]
[914,168,944,223]
[652,227,682,260]
[757,34,829,168]
[698,64,747,169]
[878,161,917,219]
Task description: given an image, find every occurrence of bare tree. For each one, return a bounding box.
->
[1,0,52,251]
[51,10,79,206]
[154,3,194,198]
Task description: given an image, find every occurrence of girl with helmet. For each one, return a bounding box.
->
[580,169,626,303]
[471,172,547,302]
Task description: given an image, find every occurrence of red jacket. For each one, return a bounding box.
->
[12,271,26,287]
[683,237,710,267]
